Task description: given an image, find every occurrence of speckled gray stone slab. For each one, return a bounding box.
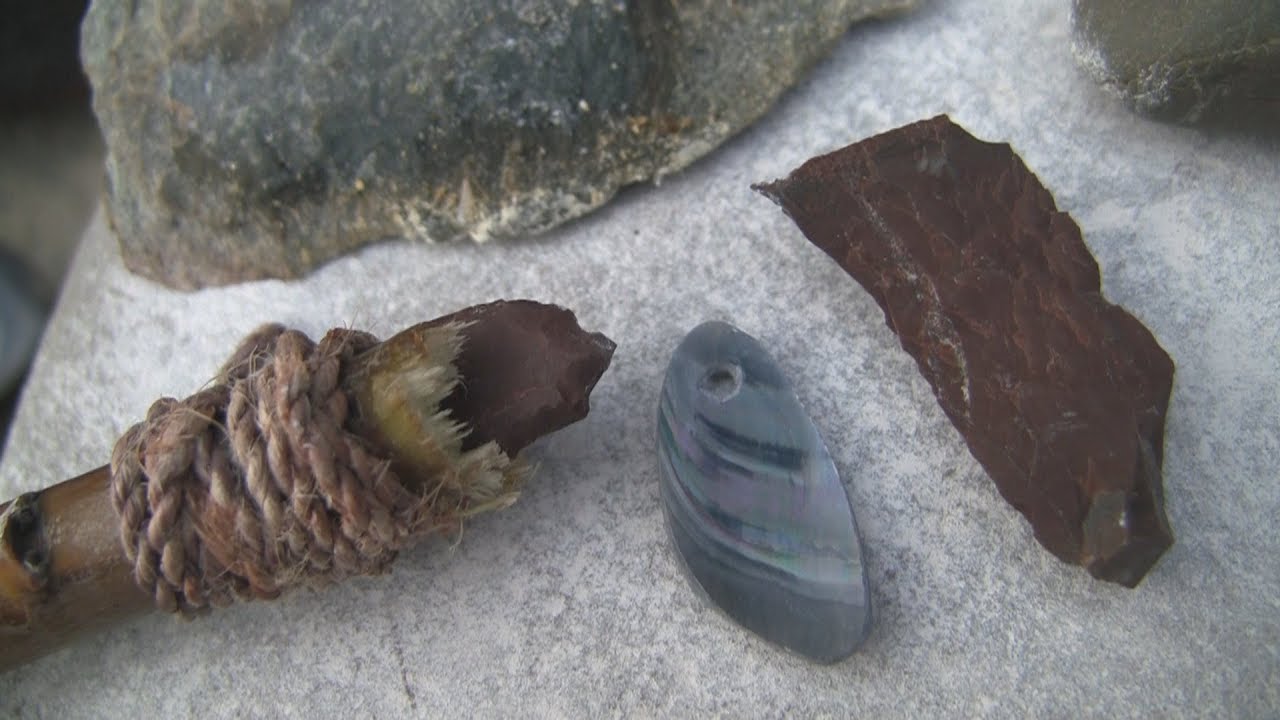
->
[3,0,1278,716]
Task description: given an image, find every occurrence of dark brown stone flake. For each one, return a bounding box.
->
[755,115,1175,587]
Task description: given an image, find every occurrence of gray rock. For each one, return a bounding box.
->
[81,0,914,289]
[1071,0,1280,124]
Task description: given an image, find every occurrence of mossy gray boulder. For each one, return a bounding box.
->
[82,0,914,289]
[1072,0,1280,124]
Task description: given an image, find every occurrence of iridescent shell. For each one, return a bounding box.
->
[656,321,871,662]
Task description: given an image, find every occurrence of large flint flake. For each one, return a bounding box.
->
[656,321,871,662]
[755,115,1176,587]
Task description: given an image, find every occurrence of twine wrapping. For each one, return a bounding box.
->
[109,325,439,614]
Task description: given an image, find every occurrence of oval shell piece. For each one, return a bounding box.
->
[656,321,871,662]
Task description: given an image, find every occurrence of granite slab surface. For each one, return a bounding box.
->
[2,0,1278,716]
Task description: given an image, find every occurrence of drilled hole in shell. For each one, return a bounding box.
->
[699,363,743,402]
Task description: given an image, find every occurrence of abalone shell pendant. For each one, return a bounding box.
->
[656,321,872,662]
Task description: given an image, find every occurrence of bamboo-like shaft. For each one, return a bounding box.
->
[0,300,614,673]
[0,467,151,670]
